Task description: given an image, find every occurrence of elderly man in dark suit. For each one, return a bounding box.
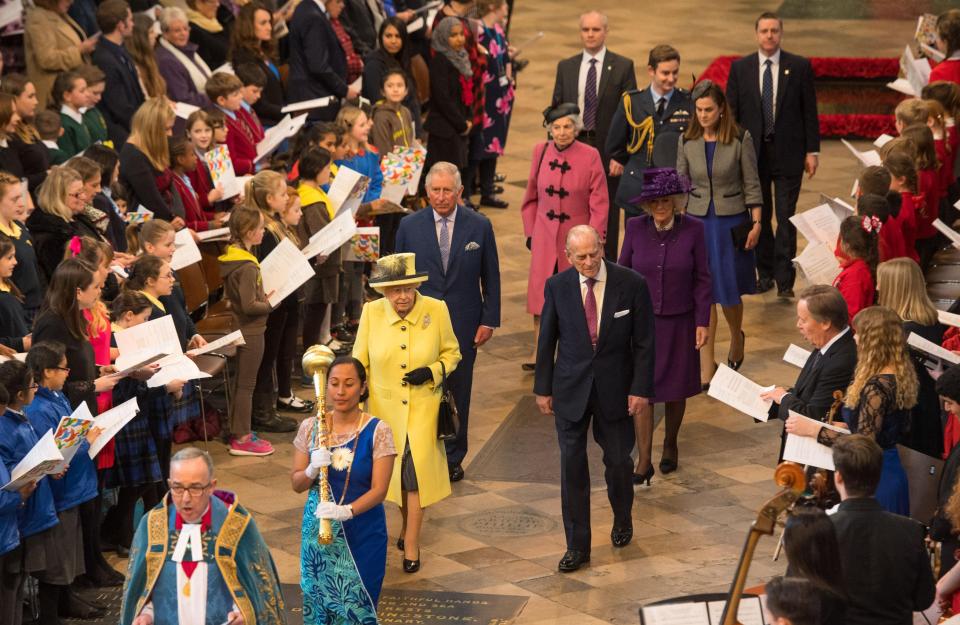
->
[725,11,820,298]
[534,225,654,572]
[91,0,144,146]
[830,435,935,625]
[395,162,501,483]
[606,45,691,230]
[762,285,856,422]
[551,11,637,260]
[287,0,359,122]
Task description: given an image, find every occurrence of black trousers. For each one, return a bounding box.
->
[577,130,621,260]
[254,301,299,398]
[555,387,635,551]
[757,140,803,290]
[444,344,476,466]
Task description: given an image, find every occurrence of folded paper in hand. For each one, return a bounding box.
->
[706,364,774,421]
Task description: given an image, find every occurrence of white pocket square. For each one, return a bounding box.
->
[465,241,480,251]
[614,309,630,318]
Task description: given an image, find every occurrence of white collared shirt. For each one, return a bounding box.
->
[433,206,457,244]
[42,140,59,150]
[758,49,781,118]
[577,47,606,119]
[818,326,849,358]
[313,0,326,13]
[578,261,607,338]
[60,104,84,125]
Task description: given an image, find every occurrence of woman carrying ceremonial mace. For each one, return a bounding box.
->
[291,349,397,624]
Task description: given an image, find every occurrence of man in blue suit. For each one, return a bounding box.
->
[395,162,501,482]
[535,225,654,572]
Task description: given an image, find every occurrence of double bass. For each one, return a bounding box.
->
[720,462,806,625]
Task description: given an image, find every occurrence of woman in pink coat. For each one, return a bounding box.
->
[521,103,608,369]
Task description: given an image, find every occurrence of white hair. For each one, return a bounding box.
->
[159,6,189,32]
[565,224,601,252]
[579,10,609,28]
[425,162,463,190]
[552,112,584,133]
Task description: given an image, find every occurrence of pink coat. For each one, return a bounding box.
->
[521,140,608,315]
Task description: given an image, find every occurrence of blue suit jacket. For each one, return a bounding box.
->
[534,261,655,422]
[286,0,347,121]
[395,206,501,350]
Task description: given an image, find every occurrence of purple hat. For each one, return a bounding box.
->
[630,168,692,205]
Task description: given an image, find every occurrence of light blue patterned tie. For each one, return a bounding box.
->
[439,217,450,271]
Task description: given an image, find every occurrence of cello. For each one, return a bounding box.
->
[719,462,806,625]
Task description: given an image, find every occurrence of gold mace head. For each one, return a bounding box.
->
[302,344,337,377]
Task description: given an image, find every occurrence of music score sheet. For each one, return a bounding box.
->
[88,399,140,458]
[788,203,841,246]
[933,219,960,249]
[115,315,182,371]
[260,238,315,307]
[2,430,63,491]
[641,602,709,625]
[908,332,960,365]
[793,242,841,286]
[783,411,848,471]
[186,330,245,356]
[171,228,202,270]
[939,310,960,328]
[783,344,812,368]
[301,210,358,260]
[707,364,774,421]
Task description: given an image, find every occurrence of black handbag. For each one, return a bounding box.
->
[730,219,753,251]
[436,362,459,440]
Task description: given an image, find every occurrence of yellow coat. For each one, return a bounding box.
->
[353,294,461,507]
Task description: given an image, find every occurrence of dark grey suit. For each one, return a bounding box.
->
[552,50,637,259]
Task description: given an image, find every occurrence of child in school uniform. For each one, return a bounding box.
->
[185,109,227,216]
[902,124,945,268]
[234,62,267,143]
[219,205,275,456]
[206,72,257,175]
[0,237,30,353]
[834,215,880,324]
[0,382,33,625]
[53,71,93,159]
[0,360,72,625]
[169,135,225,232]
[883,150,922,263]
[24,341,107,619]
[74,64,111,148]
[370,69,415,158]
[101,290,178,550]
[35,110,69,166]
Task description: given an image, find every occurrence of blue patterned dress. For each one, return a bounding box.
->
[298,415,395,625]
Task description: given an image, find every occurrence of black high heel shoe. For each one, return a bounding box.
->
[397,538,404,552]
[632,465,655,486]
[702,362,719,393]
[659,457,679,474]
[728,331,746,371]
[403,552,421,573]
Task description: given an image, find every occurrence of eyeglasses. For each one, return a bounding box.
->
[28,383,39,390]
[161,273,176,280]
[168,482,211,497]
[55,366,71,373]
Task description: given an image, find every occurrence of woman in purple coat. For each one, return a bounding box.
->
[618,168,711,484]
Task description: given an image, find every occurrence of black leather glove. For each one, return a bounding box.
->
[525,237,531,250]
[403,367,433,385]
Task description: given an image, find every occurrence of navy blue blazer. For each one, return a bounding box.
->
[395,206,501,349]
[534,260,655,422]
[606,86,691,213]
[286,0,347,121]
[91,38,145,146]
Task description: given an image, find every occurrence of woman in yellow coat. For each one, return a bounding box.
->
[353,252,461,574]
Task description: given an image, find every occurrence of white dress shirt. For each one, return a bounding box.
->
[60,104,84,125]
[577,47,607,119]
[433,206,457,242]
[757,49,781,118]
[578,261,607,338]
[818,326,849,357]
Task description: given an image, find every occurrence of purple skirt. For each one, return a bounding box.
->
[652,310,701,403]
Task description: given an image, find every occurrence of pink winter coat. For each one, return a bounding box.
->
[521,140,609,315]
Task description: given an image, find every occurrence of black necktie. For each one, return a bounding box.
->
[656,97,665,119]
[762,59,774,139]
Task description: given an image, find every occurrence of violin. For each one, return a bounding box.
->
[720,462,806,625]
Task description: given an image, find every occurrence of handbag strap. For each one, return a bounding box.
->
[440,361,447,391]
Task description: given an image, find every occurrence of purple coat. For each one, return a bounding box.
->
[619,214,711,324]
[155,39,211,108]
[619,213,711,402]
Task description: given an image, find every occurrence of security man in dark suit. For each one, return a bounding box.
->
[395,161,501,483]
[830,435,935,625]
[534,225,654,573]
[725,11,820,298]
[606,45,691,230]
[91,0,144,146]
[551,10,637,260]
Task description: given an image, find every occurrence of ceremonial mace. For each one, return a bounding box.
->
[302,344,337,545]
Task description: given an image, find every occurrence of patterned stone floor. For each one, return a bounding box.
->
[107,2,922,623]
